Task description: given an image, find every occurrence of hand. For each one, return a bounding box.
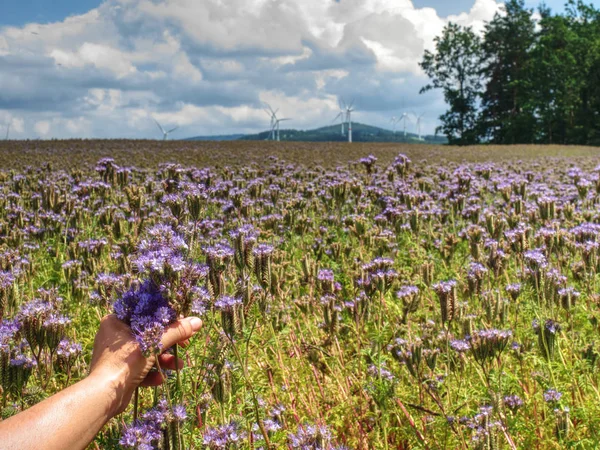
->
[89,314,202,416]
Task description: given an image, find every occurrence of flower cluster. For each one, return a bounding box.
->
[120,399,186,449]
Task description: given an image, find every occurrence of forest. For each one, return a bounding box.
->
[421,0,600,146]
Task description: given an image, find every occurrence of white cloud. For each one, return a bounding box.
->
[50,42,137,78]
[0,0,504,138]
[34,121,51,136]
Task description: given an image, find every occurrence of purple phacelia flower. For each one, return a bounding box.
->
[544,389,562,403]
[451,339,471,353]
[503,394,524,411]
[396,285,419,299]
[214,296,242,311]
[317,269,335,283]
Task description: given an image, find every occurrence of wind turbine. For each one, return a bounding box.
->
[333,101,346,136]
[390,116,400,134]
[153,118,178,141]
[263,103,279,141]
[413,112,425,140]
[273,117,291,142]
[399,112,411,138]
[344,100,355,143]
[4,120,11,140]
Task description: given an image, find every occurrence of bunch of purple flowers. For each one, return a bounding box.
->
[120,399,186,450]
[115,224,207,356]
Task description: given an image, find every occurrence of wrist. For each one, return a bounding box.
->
[86,368,133,419]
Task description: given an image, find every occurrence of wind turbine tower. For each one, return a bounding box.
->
[345,100,355,143]
[399,112,410,138]
[414,113,425,140]
[264,103,280,141]
[390,116,400,134]
[154,119,178,141]
[334,102,346,136]
[4,121,10,140]
[274,117,291,141]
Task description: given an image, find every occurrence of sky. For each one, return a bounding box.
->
[0,0,590,139]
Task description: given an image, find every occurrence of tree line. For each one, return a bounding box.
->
[421,0,600,146]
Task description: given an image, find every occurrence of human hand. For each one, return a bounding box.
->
[88,314,202,416]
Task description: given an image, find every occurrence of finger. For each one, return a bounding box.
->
[161,317,202,349]
[140,371,165,387]
[158,353,184,370]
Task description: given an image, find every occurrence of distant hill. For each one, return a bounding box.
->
[183,134,245,141]
[238,122,447,144]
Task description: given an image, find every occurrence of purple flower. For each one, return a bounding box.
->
[252,243,275,257]
[533,319,561,334]
[503,395,524,411]
[451,339,471,353]
[396,285,419,299]
[203,421,246,449]
[367,363,395,382]
[317,269,335,283]
[171,404,187,422]
[214,296,242,311]
[113,280,176,356]
[56,338,82,358]
[288,423,333,449]
[10,353,37,369]
[433,280,457,294]
[204,243,235,260]
[119,421,161,449]
[544,389,562,403]
[0,271,15,290]
[523,249,548,269]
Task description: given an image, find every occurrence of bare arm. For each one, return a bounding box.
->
[0,315,202,450]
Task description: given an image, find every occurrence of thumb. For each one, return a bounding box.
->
[161,317,202,349]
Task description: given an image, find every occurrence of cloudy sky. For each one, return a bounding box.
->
[0,0,572,139]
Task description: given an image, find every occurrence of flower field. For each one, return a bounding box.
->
[2,141,600,448]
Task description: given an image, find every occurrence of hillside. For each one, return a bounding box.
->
[239,122,447,144]
[182,134,245,141]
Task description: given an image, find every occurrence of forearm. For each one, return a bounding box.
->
[0,373,120,450]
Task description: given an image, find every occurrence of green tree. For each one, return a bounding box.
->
[530,5,579,144]
[419,23,483,145]
[479,0,537,144]
[564,0,600,145]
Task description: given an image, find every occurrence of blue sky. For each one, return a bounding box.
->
[0,0,575,26]
[0,0,592,139]
[0,1,104,27]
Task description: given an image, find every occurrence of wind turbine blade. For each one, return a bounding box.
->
[154,119,165,134]
[348,98,355,109]
[263,102,274,114]
[167,126,179,133]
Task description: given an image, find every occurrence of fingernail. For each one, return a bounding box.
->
[189,317,202,331]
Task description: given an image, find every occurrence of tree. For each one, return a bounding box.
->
[564,0,600,145]
[530,6,579,144]
[479,0,537,144]
[419,23,483,146]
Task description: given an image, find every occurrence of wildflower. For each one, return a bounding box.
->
[544,389,562,404]
[203,421,246,449]
[433,280,457,324]
[113,280,176,356]
[288,423,333,449]
[505,283,521,301]
[503,394,524,411]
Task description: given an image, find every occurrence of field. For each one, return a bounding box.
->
[2,141,600,449]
